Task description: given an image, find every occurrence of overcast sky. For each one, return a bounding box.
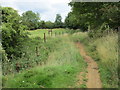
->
[1,0,71,22]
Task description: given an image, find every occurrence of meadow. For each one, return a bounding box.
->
[2,29,118,88]
[2,29,87,88]
[28,28,68,39]
[1,2,119,89]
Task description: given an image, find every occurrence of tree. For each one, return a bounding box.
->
[54,14,63,28]
[38,21,46,29]
[67,2,120,37]
[45,21,54,29]
[22,11,40,30]
[2,7,28,59]
[65,12,80,29]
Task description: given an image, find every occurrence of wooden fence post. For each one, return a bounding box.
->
[36,47,39,56]
[44,33,46,42]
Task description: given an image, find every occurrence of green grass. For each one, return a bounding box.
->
[3,32,87,88]
[3,28,118,88]
[71,32,118,88]
[3,29,70,75]
[2,35,63,75]
[93,33,118,88]
[28,28,67,39]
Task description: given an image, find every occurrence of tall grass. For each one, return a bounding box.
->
[94,33,118,73]
[2,29,70,75]
[93,32,118,88]
[2,36,62,75]
[71,31,118,88]
[3,36,87,88]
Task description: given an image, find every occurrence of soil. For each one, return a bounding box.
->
[76,42,102,88]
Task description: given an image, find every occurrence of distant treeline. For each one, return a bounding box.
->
[22,11,65,30]
[2,2,120,31]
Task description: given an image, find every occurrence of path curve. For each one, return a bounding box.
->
[76,42,102,88]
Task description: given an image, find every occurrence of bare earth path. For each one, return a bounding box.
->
[76,42,102,88]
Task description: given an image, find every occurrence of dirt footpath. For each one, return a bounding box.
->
[76,42,102,88]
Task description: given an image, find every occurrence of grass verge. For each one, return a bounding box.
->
[71,32,118,88]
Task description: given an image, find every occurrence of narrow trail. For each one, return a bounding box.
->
[76,42,102,88]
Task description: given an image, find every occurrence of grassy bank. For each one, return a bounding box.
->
[3,29,68,75]
[71,32,118,88]
[3,33,87,88]
[92,33,118,88]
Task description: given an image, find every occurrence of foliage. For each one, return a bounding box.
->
[22,11,40,30]
[3,36,87,88]
[2,28,67,75]
[71,31,118,88]
[1,3,119,88]
[45,21,54,29]
[2,7,28,59]
[65,2,120,37]
[38,21,55,29]
[54,14,63,28]
[38,20,46,29]
[65,12,80,29]
[93,32,118,88]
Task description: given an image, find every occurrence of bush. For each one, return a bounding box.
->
[2,7,28,59]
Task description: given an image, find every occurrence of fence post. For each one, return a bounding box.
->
[44,33,46,42]
[36,47,39,56]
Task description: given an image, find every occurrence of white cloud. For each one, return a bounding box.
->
[1,0,71,22]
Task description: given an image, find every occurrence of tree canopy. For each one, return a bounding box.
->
[22,11,40,30]
[2,7,28,59]
[65,2,120,36]
[54,14,63,28]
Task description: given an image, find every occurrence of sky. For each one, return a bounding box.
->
[1,0,71,22]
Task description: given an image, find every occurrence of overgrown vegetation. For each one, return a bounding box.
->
[1,7,28,59]
[3,36,87,88]
[92,33,118,88]
[2,31,62,75]
[1,1,119,88]
[71,32,118,88]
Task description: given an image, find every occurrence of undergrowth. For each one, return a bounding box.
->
[2,35,62,75]
[71,32,118,88]
[3,36,87,88]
